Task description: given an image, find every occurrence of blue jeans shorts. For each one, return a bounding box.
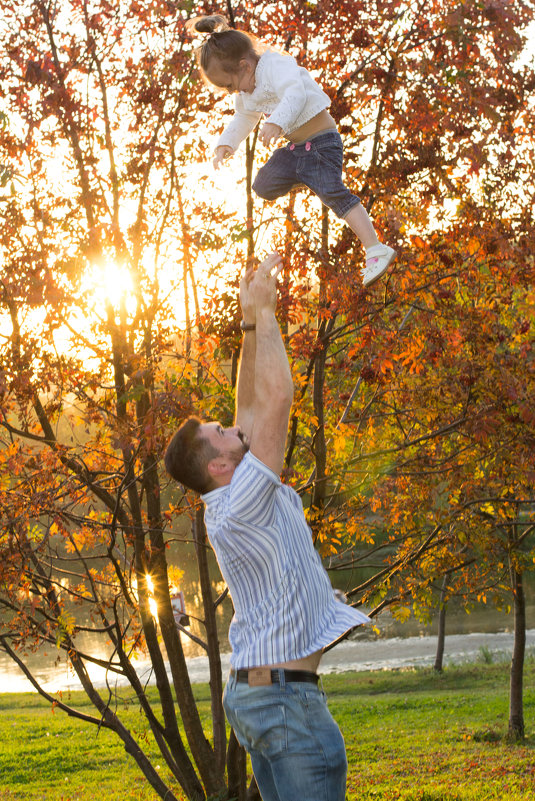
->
[252,130,361,219]
[223,669,348,801]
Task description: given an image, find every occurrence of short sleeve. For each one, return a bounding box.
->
[227,452,280,524]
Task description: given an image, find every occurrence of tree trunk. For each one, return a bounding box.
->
[246,776,262,801]
[231,349,239,388]
[194,507,227,777]
[226,729,247,801]
[311,207,330,512]
[245,133,258,263]
[508,564,525,741]
[434,573,448,672]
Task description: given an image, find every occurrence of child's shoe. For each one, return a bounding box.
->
[362,244,396,287]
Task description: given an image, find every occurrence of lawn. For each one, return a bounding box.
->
[0,660,533,800]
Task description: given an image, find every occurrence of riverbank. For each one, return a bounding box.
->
[0,660,533,800]
[4,628,535,693]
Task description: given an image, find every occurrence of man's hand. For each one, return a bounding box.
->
[248,252,283,313]
[213,145,234,169]
[239,265,256,324]
[258,123,282,148]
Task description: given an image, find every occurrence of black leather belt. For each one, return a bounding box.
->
[231,667,319,686]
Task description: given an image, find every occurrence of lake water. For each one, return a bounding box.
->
[2,596,533,693]
[2,535,533,693]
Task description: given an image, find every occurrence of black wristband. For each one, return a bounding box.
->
[240,321,256,331]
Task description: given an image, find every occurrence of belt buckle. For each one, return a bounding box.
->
[248,667,272,687]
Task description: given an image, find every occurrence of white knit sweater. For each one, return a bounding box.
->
[216,49,331,152]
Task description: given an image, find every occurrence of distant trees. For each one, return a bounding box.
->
[0,1,534,799]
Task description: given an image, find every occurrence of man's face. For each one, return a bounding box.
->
[199,421,249,468]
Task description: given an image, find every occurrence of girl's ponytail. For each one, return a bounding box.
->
[185,14,230,36]
[185,14,260,76]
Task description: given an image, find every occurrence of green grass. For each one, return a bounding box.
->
[0,661,533,800]
[329,662,535,800]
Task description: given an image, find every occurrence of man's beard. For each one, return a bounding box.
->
[229,431,250,466]
[238,430,250,452]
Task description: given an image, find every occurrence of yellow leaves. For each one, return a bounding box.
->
[289,404,322,445]
[333,430,347,456]
[164,503,179,522]
[369,496,382,513]
[284,218,297,233]
[392,605,411,623]
[293,371,310,391]
[180,362,197,382]
[396,334,426,375]
[56,610,76,647]
[73,582,92,599]
[306,509,344,556]
[379,357,395,375]
[370,582,389,606]
[467,237,480,257]
[318,539,343,557]
[347,341,362,362]
[65,522,108,554]
[344,515,376,545]
[167,565,184,591]
[27,524,42,543]
[332,423,352,458]
[412,235,426,249]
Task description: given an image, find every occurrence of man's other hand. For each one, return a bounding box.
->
[239,264,257,323]
[249,252,283,313]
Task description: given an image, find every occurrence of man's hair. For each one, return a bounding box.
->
[164,417,219,494]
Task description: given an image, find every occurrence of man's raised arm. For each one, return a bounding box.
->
[234,265,257,440]
[247,255,293,476]
[235,253,285,442]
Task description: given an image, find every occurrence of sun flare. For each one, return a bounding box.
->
[83,262,136,314]
[145,574,158,620]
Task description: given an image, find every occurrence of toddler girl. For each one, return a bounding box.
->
[186,14,396,286]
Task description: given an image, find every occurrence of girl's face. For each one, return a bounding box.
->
[206,56,256,94]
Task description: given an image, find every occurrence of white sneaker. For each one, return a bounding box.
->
[362,244,396,287]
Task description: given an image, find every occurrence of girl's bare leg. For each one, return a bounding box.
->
[342,202,379,249]
[343,202,396,287]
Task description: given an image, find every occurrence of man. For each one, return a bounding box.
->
[165,252,369,801]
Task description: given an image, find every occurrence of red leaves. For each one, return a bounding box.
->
[518,403,535,427]
[351,28,372,48]
[24,55,55,86]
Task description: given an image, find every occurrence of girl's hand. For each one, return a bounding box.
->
[213,145,234,169]
[258,123,282,148]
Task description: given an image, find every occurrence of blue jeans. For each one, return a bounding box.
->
[252,130,361,219]
[223,670,348,801]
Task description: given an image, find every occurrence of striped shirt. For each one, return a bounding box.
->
[202,451,370,668]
